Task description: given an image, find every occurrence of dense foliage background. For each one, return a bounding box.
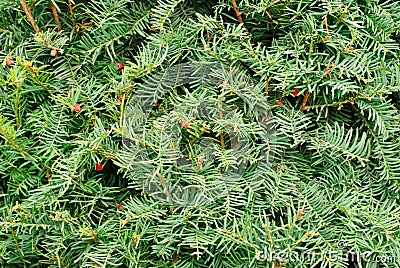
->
[0,0,399,267]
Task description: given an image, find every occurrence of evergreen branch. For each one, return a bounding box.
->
[356,98,400,139]
[309,123,371,164]
[303,96,360,111]
[0,125,35,160]
[24,63,50,91]
[1,0,399,266]
[361,116,400,180]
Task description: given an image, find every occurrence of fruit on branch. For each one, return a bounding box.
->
[73,103,81,112]
[95,162,103,171]
[5,57,13,66]
[292,88,299,96]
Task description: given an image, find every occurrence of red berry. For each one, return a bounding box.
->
[50,49,58,57]
[73,103,81,112]
[150,24,157,30]
[298,211,305,216]
[5,57,13,67]
[117,204,124,210]
[277,99,284,105]
[181,119,190,129]
[117,62,124,70]
[95,162,103,171]
[292,88,300,97]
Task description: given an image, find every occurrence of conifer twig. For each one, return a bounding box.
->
[20,0,41,34]
[269,0,284,7]
[219,102,225,148]
[267,10,273,25]
[10,225,26,267]
[302,96,358,111]
[264,79,269,96]
[50,2,61,31]
[323,13,331,41]
[301,91,311,111]
[156,173,173,208]
[67,0,73,15]
[231,0,249,34]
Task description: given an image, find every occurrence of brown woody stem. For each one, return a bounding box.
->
[231,0,249,34]
[50,2,62,31]
[301,91,311,111]
[20,0,41,34]
[67,0,73,15]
